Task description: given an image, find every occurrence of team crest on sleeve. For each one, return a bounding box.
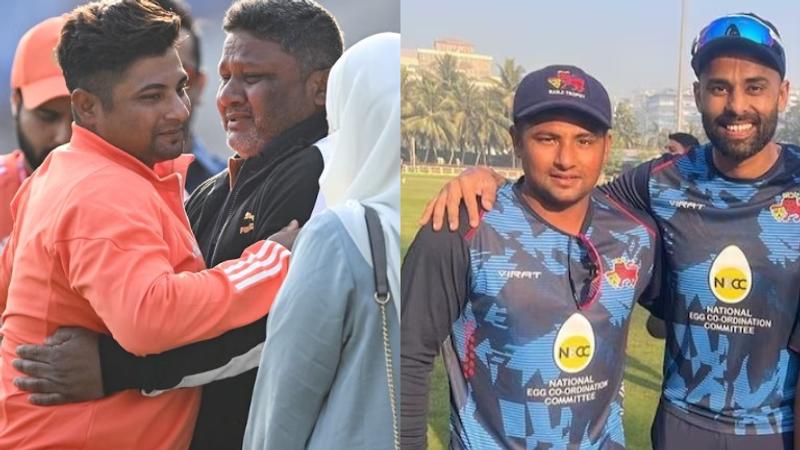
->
[554,313,595,373]
[604,257,639,289]
[769,192,800,223]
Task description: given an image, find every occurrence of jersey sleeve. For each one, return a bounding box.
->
[636,223,667,320]
[599,158,658,213]
[56,198,291,357]
[98,315,267,394]
[401,206,472,450]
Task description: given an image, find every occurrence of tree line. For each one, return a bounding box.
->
[401,54,800,177]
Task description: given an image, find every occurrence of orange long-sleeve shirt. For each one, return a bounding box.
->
[0,124,289,449]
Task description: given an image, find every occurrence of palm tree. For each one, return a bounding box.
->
[449,77,484,164]
[494,58,524,166]
[434,54,463,92]
[475,85,512,165]
[404,72,455,163]
[401,66,416,162]
[495,58,524,107]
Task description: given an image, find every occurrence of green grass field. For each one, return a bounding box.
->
[401,172,664,450]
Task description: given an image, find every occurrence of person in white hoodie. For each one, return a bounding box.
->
[242,32,401,450]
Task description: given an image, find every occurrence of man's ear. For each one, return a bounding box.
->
[306,68,330,108]
[71,89,101,129]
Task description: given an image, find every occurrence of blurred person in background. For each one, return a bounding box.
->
[664,131,700,156]
[1,16,71,247]
[154,0,226,192]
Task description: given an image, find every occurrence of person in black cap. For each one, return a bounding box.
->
[401,64,663,449]
[419,11,800,450]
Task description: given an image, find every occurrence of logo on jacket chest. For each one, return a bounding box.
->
[240,211,255,234]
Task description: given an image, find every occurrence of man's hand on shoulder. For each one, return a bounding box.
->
[418,166,505,232]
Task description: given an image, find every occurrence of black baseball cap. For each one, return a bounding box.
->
[691,13,786,79]
[513,65,612,130]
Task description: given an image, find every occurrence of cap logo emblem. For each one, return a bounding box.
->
[547,71,586,98]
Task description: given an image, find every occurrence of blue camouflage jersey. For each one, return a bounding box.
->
[402,181,660,450]
[602,143,800,435]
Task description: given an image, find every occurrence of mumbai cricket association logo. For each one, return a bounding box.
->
[770,192,800,223]
[604,257,639,289]
[554,313,595,373]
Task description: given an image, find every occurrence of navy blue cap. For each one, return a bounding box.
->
[691,13,786,79]
[512,65,612,129]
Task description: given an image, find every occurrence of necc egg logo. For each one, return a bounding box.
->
[554,313,595,373]
[708,245,751,304]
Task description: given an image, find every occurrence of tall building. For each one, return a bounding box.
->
[634,88,701,134]
[401,38,494,80]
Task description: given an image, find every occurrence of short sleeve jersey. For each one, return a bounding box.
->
[402,181,659,449]
[602,143,800,435]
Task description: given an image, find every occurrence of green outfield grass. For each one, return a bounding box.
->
[401,172,664,450]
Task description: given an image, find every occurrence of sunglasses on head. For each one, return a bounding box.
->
[692,14,784,58]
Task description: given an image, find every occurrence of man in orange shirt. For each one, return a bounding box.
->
[0,1,292,449]
[0,16,72,246]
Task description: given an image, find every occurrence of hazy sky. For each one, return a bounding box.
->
[402,0,800,101]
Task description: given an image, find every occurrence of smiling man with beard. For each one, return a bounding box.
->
[418,12,800,450]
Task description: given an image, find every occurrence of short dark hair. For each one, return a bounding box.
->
[668,132,700,149]
[223,0,343,76]
[58,0,181,108]
[153,0,201,69]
